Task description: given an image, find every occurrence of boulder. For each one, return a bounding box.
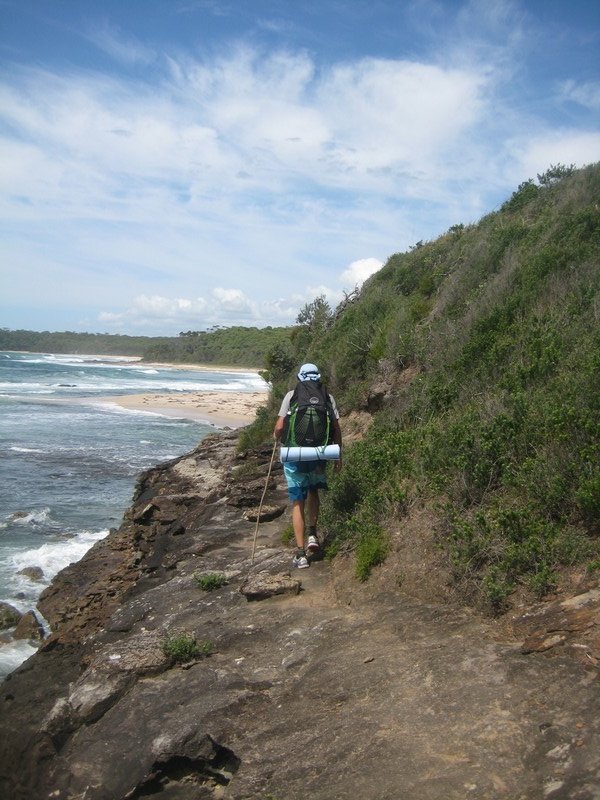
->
[0,601,22,629]
[243,504,286,522]
[12,610,44,641]
[240,571,301,600]
[17,566,45,582]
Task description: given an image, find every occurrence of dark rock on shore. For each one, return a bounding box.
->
[0,601,22,629]
[17,566,45,582]
[12,610,44,641]
[0,430,598,800]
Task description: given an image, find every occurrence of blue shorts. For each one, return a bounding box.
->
[283,461,328,501]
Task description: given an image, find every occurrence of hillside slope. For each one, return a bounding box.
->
[287,163,600,611]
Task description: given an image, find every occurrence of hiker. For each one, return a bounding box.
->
[273,363,342,569]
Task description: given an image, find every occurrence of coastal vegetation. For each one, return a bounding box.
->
[142,325,292,367]
[161,633,213,663]
[244,162,600,612]
[0,325,292,369]
[0,329,157,356]
[195,572,228,591]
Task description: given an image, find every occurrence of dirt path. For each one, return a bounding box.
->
[235,513,600,799]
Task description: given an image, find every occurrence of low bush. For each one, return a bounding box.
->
[355,526,390,582]
[161,633,213,663]
[237,405,274,451]
[443,504,596,612]
[280,523,294,546]
[195,573,227,591]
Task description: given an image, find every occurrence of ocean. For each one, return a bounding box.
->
[0,351,265,678]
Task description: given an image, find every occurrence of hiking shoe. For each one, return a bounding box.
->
[292,553,310,569]
[306,535,320,555]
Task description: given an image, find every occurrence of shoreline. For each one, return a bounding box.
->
[140,361,263,374]
[98,391,269,428]
[3,351,263,374]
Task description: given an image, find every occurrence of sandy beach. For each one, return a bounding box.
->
[103,391,269,428]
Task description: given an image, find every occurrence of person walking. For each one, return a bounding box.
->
[273,363,342,568]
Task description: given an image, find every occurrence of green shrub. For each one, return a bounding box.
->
[443,502,598,610]
[355,526,390,582]
[408,295,431,322]
[526,565,558,598]
[575,470,600,533]
[482,567,514,613]
[280,523,294,546]
[195,572,227,591]
[161,634,213,663]
[501,179,540,212]
[237,405,274,451]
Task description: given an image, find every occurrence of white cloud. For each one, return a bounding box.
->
[95,281,358,334]
[508,130,600,183]
[560,80,600,111]
[98,294,209,330]
[340,258,384,288]
[98,288,276,333]
[315,59,486,180]
[212,288,256,314]
[1,8,598,335]
[0,47,490,217]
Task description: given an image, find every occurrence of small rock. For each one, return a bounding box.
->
[133,503,155,522]
[0,601,22,629]
[546,743,571,760]
[68,674,131,724]
[13,610,44,641]
[240,572,301,601]
[17,566,45,582]
[243,504,286,523]
[282,654,306,669]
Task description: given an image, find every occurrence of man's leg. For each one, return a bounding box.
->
[284,464,311,568]
[291,499,306,550]
[291,499,310,568]
[306,488,320,554]
[307,487,319,528]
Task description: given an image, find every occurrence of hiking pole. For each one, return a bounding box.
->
[250,438,278,566]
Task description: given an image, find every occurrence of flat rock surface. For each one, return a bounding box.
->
[0,432,598,800]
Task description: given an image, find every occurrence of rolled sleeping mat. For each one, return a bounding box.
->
[280,444,341,463]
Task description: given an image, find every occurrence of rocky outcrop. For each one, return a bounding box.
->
[0,430,599,800]
[513,588,600,667]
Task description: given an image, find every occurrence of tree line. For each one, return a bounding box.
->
[0,326,293,368]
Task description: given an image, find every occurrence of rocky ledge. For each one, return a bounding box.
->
[0,431,599,800]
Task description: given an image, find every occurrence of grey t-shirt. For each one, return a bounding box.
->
[278,387,340,419]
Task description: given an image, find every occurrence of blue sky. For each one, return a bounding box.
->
[1,0,599,335]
